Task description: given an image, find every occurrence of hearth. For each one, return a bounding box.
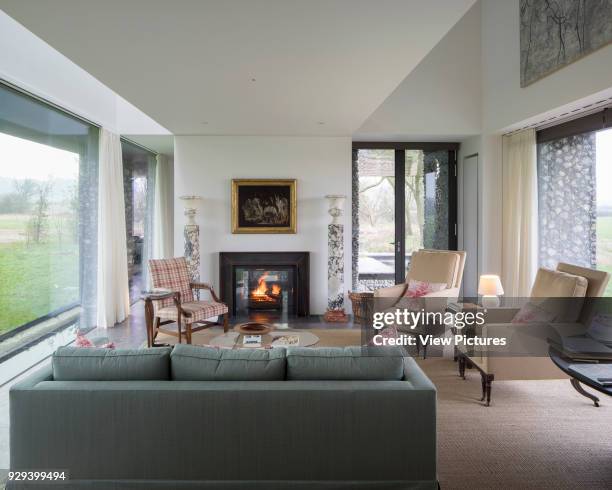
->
[220,252,309,317]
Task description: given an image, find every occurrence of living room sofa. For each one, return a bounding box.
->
[10,345,437,489]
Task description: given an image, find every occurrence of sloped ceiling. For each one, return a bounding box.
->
[0,0,475,136]
[354,2,482,141]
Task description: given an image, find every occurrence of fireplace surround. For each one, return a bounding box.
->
[219,252,309,317]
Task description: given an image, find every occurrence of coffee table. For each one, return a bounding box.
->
[549,346,612,407]
[212,329,320,349]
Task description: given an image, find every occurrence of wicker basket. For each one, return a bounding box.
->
[348,291,374,321]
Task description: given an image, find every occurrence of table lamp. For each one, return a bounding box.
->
[478,275,504,308]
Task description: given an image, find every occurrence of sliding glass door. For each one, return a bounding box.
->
[354,149,396,289]
[353,144,457,291]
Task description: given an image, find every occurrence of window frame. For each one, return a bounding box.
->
[352,142,459,286]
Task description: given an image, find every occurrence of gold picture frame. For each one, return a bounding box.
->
[231,179,297,234]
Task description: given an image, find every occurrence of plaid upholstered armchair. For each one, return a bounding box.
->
[145,257,229,346]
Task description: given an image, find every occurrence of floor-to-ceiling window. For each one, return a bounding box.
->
[121,140,156,303]
[596,128,612,296]
[537,108,612,296]
[0,82,98,343]
[352,143,458,291]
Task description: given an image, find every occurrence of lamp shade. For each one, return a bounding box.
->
[478,275,504,296]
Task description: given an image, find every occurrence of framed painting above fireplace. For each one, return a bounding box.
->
[231,179,297,234]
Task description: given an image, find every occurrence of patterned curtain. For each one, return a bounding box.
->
[537,132,597,269]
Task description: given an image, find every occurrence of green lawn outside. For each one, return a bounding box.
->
[0,213,79,335]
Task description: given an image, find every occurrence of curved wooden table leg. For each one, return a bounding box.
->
[144,298,154,348]
[458,355,466,379]
[483,374,494,407]
[570,378,600,407]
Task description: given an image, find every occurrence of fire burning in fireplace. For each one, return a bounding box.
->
[249,272,282,309]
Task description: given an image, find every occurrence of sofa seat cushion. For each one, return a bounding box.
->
[52,347,171,381]
[286,346,405,380]
[170,344,286,380]
[157,300,228,324]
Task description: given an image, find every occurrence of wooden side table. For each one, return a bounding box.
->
[446,302,482,361]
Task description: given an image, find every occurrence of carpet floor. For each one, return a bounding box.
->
[417,357,612,489]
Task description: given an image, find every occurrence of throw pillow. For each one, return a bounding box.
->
[511,302,556,324]
[404,279,447,298]
[74,330,115,349]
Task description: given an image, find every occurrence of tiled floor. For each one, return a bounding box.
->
[0,301,360,484]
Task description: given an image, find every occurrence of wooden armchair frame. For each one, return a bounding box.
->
[143,282,229,347]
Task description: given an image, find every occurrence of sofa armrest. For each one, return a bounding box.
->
[423,287,459,299]
[10,365,53,391]
[484,307,519,323]
[403,357,437,392]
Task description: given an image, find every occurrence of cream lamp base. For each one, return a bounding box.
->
[481,295,500,308]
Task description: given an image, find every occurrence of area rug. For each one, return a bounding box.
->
[419,357,612,489]
[152,327,362,348]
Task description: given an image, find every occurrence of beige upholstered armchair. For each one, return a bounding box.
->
[374,249,467,358]
[374,249,467,304]
[458,263,610,406]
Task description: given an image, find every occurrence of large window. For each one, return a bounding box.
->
[596,128,612,296]
[352,143,458,291]
[537,108,612,296]
[0,83,98,337]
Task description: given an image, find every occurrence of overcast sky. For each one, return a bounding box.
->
[0,132,78,181]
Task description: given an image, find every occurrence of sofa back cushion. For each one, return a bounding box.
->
[170,344,286,381]
[286,346,405,380]
[52,347,171,381]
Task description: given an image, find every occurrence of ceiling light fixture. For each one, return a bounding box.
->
[317,121,325,125]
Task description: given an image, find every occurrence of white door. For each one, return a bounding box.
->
[462,154,479,298]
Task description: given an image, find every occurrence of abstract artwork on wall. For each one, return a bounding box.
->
[520,0,612,87]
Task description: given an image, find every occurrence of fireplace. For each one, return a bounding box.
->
[219,252,309,317]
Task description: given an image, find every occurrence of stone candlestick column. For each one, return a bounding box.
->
[180,195,202,298]
[324,195,349,322]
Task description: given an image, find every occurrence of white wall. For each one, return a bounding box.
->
[0,10,169,135]
[457,135,482,296]
[476,0,612,276]
[354,2,481,141]
[482,0,612,134]
[173,136,352,315]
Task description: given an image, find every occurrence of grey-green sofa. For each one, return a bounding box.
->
[10,345,437,489]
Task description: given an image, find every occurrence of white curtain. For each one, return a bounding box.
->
[152,154,173,259]
[96,128,130,327]
[501,129,539,297]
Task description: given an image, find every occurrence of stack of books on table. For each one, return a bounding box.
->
[567,364,612,388]
[549,335,612,361]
